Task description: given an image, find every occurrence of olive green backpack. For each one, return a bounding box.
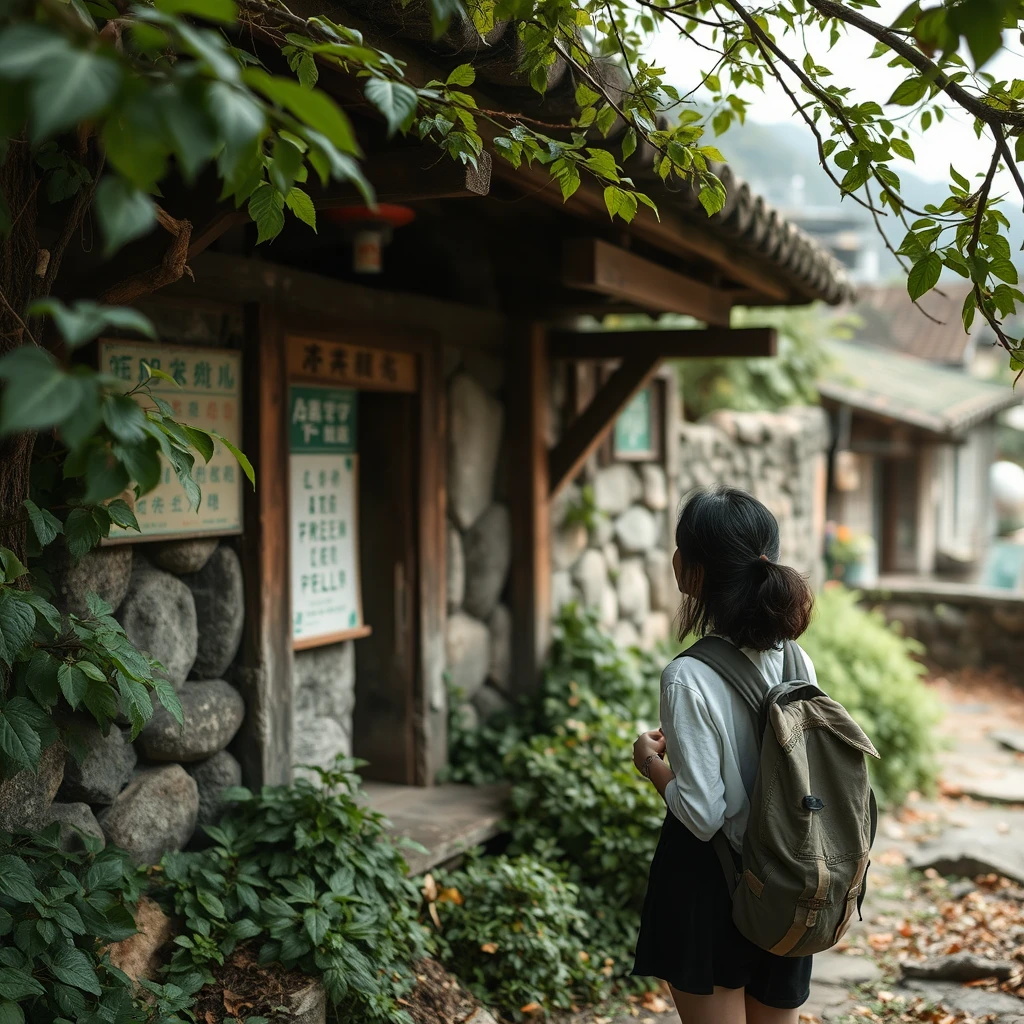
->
[684,636,880,957]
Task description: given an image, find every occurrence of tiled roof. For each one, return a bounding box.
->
[297,0,855,306]
[818,339,1020,437]
[844,282,978,364]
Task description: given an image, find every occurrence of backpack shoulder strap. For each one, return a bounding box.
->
[781,640,807,684]
[684,635,768,717]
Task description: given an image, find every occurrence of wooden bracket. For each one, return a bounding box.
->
[549,326,777,360]
[563,238,735,325]
[548,354,663,497]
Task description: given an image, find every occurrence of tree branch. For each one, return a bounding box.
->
[98,207,193,306]
[799,0,1024,131]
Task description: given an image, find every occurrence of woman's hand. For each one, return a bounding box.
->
[633,729,666,772]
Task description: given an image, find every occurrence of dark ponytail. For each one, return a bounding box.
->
[675,486,813,651]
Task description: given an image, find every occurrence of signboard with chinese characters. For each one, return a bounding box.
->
[98,340,243,541]
[289,385,368,648]
[287,336,417,393]
[613,386,656,460]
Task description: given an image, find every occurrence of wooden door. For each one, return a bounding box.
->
[352,391,419,783]
[881,456,919,574]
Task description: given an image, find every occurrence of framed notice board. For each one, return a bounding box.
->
[98,340,243,541]
[612,382,663,461]
[289,384,369,648]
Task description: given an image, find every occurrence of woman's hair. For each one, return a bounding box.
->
[675,486,813,651]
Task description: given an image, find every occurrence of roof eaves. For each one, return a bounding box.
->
[301,0,854,307]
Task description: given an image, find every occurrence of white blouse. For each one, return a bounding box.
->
[659,639,818,851]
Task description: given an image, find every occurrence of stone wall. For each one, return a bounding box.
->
[0,539,248,862]
[544,394,829,651]
[292,642,355,779]
[677,407,830,582]
[444,350,514,732]
[861,581,1024,681]
[0,303,252,860]
[550,465,677,651]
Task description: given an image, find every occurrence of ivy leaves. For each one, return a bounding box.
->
[0,830,146,1024]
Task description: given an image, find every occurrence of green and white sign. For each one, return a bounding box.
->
[614,387,655,457]
[289,386,363,646]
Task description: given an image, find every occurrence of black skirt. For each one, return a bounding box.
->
[631,811,812,1010]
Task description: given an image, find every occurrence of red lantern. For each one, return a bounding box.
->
[325,204,416,274]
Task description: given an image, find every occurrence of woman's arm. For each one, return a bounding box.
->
[656,681,728,841]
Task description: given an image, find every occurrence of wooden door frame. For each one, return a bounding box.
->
[242,308,446,787]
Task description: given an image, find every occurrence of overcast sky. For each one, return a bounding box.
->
[645,0,1020,193]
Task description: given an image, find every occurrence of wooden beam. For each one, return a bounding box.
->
[234,303,293,787]
[164,252,506,349]
[563,238,734,325]
[549,326,778,360]
[312,149,491,208]
[549,354,663,496]
[510,323,551,694]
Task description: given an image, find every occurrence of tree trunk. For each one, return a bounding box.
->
[0,141,43,565]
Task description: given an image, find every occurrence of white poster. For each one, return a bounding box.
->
[288,386,364,646]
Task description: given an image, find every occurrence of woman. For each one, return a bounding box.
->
[631,486,817,1024]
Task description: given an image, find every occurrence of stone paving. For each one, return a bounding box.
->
[602,672,1024,1024]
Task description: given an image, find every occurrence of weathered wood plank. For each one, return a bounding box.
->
[234,303,293,787]
[166,252,506,349]
[549,326,778,360]
[548,354,663,497]
[509,323,551,694]
[563,238,735,324]
[362,781,509,874]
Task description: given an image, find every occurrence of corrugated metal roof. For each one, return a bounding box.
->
[845,283,977,364]
[298,0,855,306]
[819,339,1021,436]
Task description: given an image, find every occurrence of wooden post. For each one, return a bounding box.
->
[510,323,551,694]
[234,303,294,787]
[415,338,448,784]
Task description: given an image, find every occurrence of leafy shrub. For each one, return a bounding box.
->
[155,757,430,1024]
[502,691,665,973]
[0,825,146,1024]
[484,607,667,974]
[445,604,663,785]
[799,586,941,806]
[432,851,607,1018]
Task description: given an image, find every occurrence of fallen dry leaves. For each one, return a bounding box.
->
[878,875,1024,1001]
[842,998,996,1023]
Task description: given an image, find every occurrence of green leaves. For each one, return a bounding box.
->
[58,663,91,711]
[155,0,237,21]
[0,967,44,1002]
[0,347,82,435]
[364,78,419,136]
[245,69,360,156]
[248,183,286,244]
[31,51,122,143]
[888,76,929,106]
[0,699,50,774]
[0,591,36,669]
[24,500,62,549]
[285,188,317,231]
[446,64,476,88]
[48,946,101,996]
[28,300,156,349]
[94,177,158,257]
[907,251,943,301]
